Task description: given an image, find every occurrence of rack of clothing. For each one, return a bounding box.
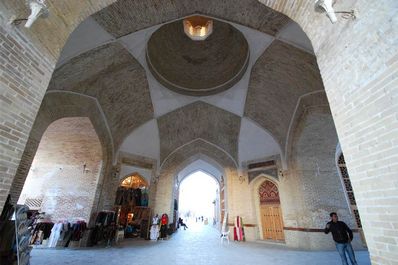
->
[141,189,149,207]
[89,211,116,246]
[51,220,87,247]
[15,205,32,265]
[30,217,87,248]
[30,221,54,245]
[69,221,87,242]
[0,196,32,265]
[47,221,65,248]
[115,187,146,206]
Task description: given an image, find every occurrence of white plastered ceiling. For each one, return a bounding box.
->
[177,159,222,184]
[238,118,282,164]
[57,15,312,168]
[56,17,114,68]
[119,119,160,161]
[276,21,314,54]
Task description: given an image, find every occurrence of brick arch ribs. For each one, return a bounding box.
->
[1,1,397,263]
[154,139,237,220]
[9,92,113,222]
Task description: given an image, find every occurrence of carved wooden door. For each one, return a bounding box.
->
[259,180,285,241]
[261,205,284,240]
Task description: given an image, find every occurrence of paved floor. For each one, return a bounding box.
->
[30,222,371,265]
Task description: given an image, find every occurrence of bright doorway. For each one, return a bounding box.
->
[178,171,220,226]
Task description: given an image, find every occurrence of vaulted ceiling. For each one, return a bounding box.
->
[39,0,326,168]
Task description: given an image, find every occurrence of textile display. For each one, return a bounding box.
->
[47,222,63,247]
[150,215,159,240]
[115,187,146,206]
[95,211,116,226]
[233,216,245,241]
[31,219,87,248]
[141,190,149,207]
[15,205,32,265]
[30,222,54,245]
[70,221,87,241]
[90,211,116,246]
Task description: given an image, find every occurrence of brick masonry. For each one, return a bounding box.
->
[0,13,54,210]
[8,91,114,209]
[157,102,241,163]
[245,40,324,150]
[0,1,397,264]
[47,42,154,151]
[18,117,102,221]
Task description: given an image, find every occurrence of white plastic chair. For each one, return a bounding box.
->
[220,230,230,244]
[220,212,229,244]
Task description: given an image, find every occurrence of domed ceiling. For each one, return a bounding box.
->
[146,18,249,96]
[42,0,321,169]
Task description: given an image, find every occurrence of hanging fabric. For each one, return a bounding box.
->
[233,216,245,241]
[150,214,159,240]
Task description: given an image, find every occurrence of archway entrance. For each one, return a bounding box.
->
[115,173,150,236]
[115,173,149,226]
[178,171,220,228]
[259,180,284,241]
[16,117,103,247]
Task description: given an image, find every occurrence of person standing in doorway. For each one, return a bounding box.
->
[324,212,358,265]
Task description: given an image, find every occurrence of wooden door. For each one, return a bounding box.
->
[260,205,284,241]
[259,180,284,241]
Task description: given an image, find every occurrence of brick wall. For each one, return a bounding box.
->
[280,107,363,249]
[328,56,398,264]
[290,2,398,263]
[18,117,102,221]
[0,1,397,263]
[0,14,54,210]
[221,107,363,250]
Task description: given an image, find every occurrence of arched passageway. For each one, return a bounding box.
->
[178,171,220,227]
[0,1,396,264]
[18,117,103,222]
[14,117,103,248]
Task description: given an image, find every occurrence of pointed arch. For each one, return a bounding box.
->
[250,174,284,241]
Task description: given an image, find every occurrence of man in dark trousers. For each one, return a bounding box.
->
[325,212,358,265]
[178,218,188,230]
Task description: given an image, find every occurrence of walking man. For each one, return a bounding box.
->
[325,212,358,265]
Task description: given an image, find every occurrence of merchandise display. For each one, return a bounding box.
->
[233,216,245,241]
[15,205,32,265]
[90,211,116,246]
[114,176,151,241]
[0,196,32,265]
[150,214,160,240]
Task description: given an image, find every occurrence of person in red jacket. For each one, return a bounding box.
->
[325,212,358,265]
[160,214,168,239]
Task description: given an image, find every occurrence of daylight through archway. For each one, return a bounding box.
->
[1,1,395,264]
[178,171,219,227]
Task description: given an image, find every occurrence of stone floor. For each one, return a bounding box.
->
[30,222,371,265]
